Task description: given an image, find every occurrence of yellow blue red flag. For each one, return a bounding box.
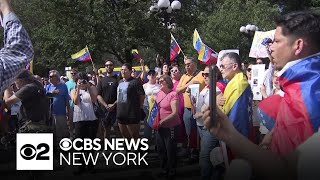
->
[71,46,92,61]
[222,72,253,137]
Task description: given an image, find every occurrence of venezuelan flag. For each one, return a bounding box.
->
[147,94,160,129]
[131,49,142,60]
[71,46,91,61]
[170,33,181,61]
[257,53,320,155]
[222,72,253,137]
[193,29,202,52]
[198,44,218,65]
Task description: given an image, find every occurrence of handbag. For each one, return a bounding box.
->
[92,102,104,119]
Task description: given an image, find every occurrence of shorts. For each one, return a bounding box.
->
[101,111,117,128]
[117,117,140,125]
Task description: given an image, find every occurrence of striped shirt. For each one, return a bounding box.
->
[0,12,34,93]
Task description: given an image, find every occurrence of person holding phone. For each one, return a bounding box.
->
[70,72,98,174]
[192,66,226,180]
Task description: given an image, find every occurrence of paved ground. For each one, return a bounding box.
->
[0,120,201,180]
[0,146,201,180]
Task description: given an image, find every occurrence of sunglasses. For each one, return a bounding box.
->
[202,72,209,77]
[247,68,252,72]
[105,64,113,67]
[219,63,234,69]
[49,76,55,78]
[170,69,178,73]
[70,73,77,75]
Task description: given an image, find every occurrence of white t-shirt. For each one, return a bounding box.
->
[195,86,221,126]
[73,89,97,122]
[143,82,161,107]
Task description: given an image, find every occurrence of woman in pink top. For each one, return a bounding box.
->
[156,75,180,178]
[171,65,187,145]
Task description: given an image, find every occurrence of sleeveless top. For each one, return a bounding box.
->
[73,89,97,122]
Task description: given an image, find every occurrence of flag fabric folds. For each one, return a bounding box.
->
[222,72,253,137]
[170,33,181,61]
[193,29,218,65]
[131,49,142,61]
[257,53,320,155]
[147,94,160,129]
[71,46,92,61]
[193,29,202,52]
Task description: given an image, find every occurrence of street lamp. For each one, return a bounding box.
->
[240,24,259,34]
[149,0,182,30]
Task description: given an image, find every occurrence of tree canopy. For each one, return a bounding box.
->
[3,0,319,76]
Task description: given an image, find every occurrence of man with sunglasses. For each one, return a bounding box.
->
[176,57,205,161]
[97,60,120,140]
[65,68,78,139]
[219,53,253,139]
[46,70,70,143]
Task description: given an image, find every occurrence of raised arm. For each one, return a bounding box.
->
[0,1,34,93]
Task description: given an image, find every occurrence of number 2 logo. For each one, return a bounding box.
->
[20,143,50,160]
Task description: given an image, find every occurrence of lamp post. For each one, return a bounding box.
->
[240,24,259,34]
[149,0,182,30]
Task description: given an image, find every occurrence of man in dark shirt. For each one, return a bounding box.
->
[117,63,145,139]
[97,60,120,139]
[4,70,50,133]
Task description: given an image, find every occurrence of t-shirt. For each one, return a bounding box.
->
[46,83,70,116]
[195,86,221,126]
[15,81,49,122]
[143,82,161,107]
[65,80,76,107]
[177,71,205,108]
[97,75,118,105]
[156,90,180,128]
[117,77,145,120]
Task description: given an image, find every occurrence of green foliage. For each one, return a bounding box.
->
[1,0,318,76]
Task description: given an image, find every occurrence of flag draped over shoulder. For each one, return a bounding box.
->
[71,46,92,61]
[193,29,218,65]
[257,53,320,155]
[131,49,142,61]
[170,33,181,61]
[147,94,160,129]
[222,72,253,137]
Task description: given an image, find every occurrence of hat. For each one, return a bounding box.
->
[147,69,156,75]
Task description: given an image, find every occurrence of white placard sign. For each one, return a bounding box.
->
[251,64,266,100]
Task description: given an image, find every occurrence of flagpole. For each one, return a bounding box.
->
[170,33,186,57]
[86,45,96,71]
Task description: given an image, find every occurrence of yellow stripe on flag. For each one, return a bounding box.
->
[71,46,89,59]
[222,72,249,114]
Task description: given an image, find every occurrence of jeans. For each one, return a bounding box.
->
[156,126,178,173]
[143,105,153,143]
[183,108,198,149]
[74,120,99,169]
[198,126,223,180]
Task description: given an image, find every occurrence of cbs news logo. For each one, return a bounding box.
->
[16,133,53,170]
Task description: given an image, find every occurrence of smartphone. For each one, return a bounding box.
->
[209,65,217,126]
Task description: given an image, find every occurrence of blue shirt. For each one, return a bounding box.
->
[65,80,76,107]
[46,83,70,116]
